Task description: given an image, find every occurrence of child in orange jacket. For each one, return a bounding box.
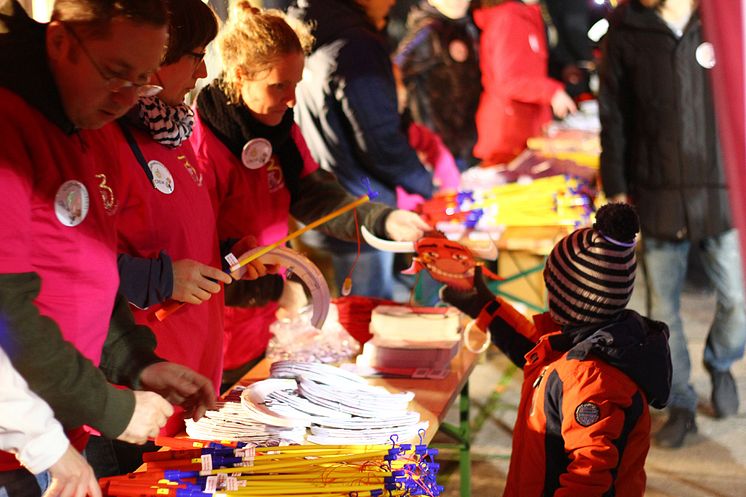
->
[443,203,672,497]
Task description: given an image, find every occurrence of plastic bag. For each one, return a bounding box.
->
[266,304,360,364]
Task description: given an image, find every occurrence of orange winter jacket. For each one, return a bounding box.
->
[484,301,671,497]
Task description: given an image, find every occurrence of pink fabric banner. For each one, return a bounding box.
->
[701,0,746,285]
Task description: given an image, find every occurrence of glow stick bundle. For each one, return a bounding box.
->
[99,434,443,497]
[419,174,594,229]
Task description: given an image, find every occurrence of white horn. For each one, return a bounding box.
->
[360,226,416,253]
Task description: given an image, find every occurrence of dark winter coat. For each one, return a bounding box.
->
[289,0,434,207]
[394,1,481,163]
[599,2,731,241]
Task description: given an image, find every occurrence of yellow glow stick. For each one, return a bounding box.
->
[207,449,390,474]
[232,194,371,271]
[223,483,391,495]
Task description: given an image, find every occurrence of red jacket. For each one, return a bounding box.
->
[191,114,318,370]
[473,2,563,164]
[484,301,671,497]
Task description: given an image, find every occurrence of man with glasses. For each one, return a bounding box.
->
[0,1,216,495]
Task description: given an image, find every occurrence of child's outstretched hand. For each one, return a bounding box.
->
[440,266,497,318]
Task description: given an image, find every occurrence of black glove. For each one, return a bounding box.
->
[224,274,284,308]
[440,266,497,319]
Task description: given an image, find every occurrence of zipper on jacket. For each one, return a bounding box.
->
[529,366,549,416]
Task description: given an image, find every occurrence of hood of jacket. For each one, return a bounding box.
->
[289,0,378,50]
[557,309,672,409]
[407,0,472,30]
[0,0,75,134]
[473,0,542,32]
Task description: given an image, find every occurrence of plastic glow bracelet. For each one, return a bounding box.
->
[228,246,330,330]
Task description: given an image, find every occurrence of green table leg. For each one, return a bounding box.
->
[435,381,472,497]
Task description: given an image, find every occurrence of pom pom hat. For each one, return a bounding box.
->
[544,203,640,326]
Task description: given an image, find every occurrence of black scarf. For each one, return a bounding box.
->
[195,79,302,198]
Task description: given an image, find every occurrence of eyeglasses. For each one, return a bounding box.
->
[63,24,163,97]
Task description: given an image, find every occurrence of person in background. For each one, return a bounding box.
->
[0,345,100,497]
[394,0,481,170]
[472,0,576,166]
[0,0,216,492]
[544,0,595,98]
[192,2,430,391]
[290,0,438,300]
[599,0,745,448]
[442,203,671,497]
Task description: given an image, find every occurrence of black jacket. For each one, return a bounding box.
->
[289,0,434,207]
[599,2,731,241]
[394,1,481,163]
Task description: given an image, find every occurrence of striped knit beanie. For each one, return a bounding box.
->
[544,203,640,326]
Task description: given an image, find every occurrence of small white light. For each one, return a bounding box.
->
[588,18,610,43]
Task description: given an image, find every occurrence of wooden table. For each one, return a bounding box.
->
[235,348,480,497]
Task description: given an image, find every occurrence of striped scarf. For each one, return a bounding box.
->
[136,96,195,148]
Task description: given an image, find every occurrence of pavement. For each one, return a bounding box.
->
[436,272,746,496]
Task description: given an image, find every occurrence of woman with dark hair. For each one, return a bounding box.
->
[87,0,266,476]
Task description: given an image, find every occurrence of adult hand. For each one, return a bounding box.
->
[384,210,432,242]
[550,89,577,119]
[139,362,216,421]
[440,266,497,319]
[172,259,232,304]
[230,236,275,280]
[43,445,101,497]
[116,391,173,444]
[277,280,308,319]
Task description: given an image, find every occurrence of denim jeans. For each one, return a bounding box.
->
[643,229,746,412]
[0,469,49,497]
[331,245,395,300]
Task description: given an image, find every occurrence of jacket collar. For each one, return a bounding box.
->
[617,0,701,37]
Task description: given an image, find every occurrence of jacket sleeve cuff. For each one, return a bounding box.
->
[96,386,136,439]
[117,252,173,309]
[17,431,69,475]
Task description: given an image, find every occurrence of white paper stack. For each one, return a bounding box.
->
[184,401,306,444]
[266,361,428,444]
[369,305,461,342]
[358,336,461,370]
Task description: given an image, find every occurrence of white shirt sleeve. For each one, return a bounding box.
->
[0,347,69,474]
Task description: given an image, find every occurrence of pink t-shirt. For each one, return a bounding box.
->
[191,114,317,370]
[0,88,122,364]
[0,89,122,470]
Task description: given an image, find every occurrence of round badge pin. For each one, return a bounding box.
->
[574,402,601,427]
[55,180,90,227]
[695,42,716,69]
[448,39,469,63]
[242,138,273,170]
[148,160,175,194]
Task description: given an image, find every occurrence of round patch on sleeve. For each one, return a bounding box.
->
[575,402,601,427]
